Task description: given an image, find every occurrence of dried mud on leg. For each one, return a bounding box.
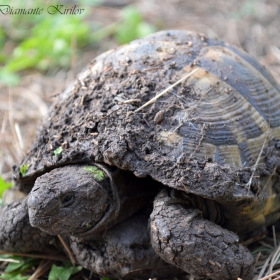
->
[69,212,185,279]
[150,189,254,280]
[0,198,52,252]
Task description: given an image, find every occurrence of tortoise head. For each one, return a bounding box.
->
[28,165,111,236]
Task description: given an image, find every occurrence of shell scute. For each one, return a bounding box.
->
[198,46,280,127]
[15,30,280,201]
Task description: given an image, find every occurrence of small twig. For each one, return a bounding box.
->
[8,89,23,159]
[245,133,268,189]
[269,245,280,276]
[134,68,199,113]
[28,259,52,280]
[15,122,25,152]
[118,98,141,105]
[0,250,69,262]
[259,241,275,250]
[57,235,76,265]
[273,225,277,248]
[255,252,262,266]
[0,258,20,263]
[1,111,8,133]
[242,232,266,246]
[260,269,280,280]
[257,247,276,279]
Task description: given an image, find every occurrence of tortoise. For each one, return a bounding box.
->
[1,30,280,280]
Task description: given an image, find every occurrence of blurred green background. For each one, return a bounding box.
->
[0,0,156,86]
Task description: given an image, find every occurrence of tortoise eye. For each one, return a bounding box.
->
[61,194,75,208]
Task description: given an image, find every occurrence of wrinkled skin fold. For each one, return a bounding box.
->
[68,212,186,279]
[0,198,186,279]
[150,189,255,280]
[0,198,52,252]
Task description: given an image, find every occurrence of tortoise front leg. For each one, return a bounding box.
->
[0,198,52,252]
[150,189,254,280]
[69,212,185,279]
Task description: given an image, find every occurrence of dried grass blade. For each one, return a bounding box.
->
[273,225,277,248]
[57,235,76,265]
[258,248,276,279]
[15,123,24,152]
[0,258,20,263]
[134,68,198,113]
[269,245,280,276]
[260,269,280,280]
[0,250,68,262]
[28,259,52,280]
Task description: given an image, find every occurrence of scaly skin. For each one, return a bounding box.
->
[69,212,186,279]
[0,198,52,252]
[150,189,255,280]
[0,165,186,278]
[0,196,186,279]
[27,165,159,236]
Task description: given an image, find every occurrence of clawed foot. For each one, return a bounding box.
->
[150,189,255,280]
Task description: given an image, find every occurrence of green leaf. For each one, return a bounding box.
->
[48,264,82,280]
[0,256,37,280]
[5,257,35,273]
[4,14,91,73]
[5,261,25,273]
[115,5,156,44]
[83,165,105,181]
[0,26,5,49]
[20,163,29,177]
[0,254,13,258]
[0,176,12,198]
[54,146,63,155]
[136,22,156,38]
[251,247,271,254]
[0,272,29,280]
[0,68,20,86]
[102,278,113,280]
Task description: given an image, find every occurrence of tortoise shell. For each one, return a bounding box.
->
[16,30,280,208]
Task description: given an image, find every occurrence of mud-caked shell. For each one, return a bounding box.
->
[16,30,280,206]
